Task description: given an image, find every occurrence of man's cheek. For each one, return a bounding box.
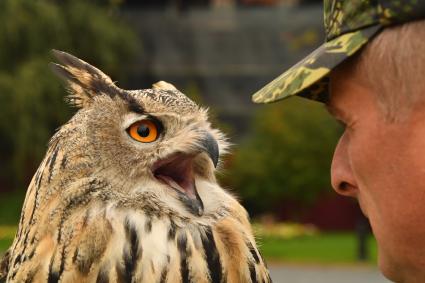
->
[356,194,370,218]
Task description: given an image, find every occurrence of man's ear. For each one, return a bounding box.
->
[50,50,118,108]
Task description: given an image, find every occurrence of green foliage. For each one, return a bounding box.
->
[223,97,341,215]
[0,0,139,190]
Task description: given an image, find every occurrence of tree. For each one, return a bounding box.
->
[222,97,341,216]
[0,0,139,191]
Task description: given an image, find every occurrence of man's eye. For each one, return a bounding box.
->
[336,120,347,129]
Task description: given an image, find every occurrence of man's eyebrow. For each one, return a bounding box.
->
[325,104,345,119]
[325,103,338,115]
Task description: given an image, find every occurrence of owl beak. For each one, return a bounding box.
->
[199,132,219,168]
[153,154,204,216]
[151,133,218,217]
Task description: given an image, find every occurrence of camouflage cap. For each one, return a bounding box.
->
[252,0,425,104]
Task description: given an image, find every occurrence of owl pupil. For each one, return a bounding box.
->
[137,125,150,137]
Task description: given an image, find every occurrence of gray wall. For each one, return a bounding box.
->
[122,5,323,137]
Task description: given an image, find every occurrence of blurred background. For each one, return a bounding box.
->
[0,0,389,281]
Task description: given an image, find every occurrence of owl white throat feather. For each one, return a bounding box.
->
[0,50,271,283]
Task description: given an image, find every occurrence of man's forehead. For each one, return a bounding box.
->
[326,71,348,117]
[326,69,362,118]
[326,67,381,123]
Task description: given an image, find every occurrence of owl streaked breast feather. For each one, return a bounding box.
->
[0,50,272,283]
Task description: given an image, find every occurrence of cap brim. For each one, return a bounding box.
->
[252,25,382,104]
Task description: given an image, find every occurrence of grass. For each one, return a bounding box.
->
[0,191,25,255]
[258,232,378,264]
[0,226,16,253]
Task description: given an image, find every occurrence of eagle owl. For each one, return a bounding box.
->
[0,51,271,283]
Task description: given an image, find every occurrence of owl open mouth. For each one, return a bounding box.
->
[152,153,204,215]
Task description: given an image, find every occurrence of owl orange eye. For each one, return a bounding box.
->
[128,120,159,143]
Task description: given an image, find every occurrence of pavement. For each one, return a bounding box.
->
[268,265,392,283]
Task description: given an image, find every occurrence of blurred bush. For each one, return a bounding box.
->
[0,0,139,191]
[253,222,319,239]
[223,97,341,216]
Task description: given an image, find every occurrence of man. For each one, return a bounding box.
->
[252,1,425,282]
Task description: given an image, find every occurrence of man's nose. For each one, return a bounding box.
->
[330,133,358,198]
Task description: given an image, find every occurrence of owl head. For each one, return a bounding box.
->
[50,50,229,217]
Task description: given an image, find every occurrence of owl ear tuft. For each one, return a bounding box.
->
[152,81,178,91]
[50,49,117,108]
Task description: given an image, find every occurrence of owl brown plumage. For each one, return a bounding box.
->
[0,50,271,283]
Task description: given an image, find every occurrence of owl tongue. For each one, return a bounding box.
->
[153,154,198,200]
[156,174,196,199]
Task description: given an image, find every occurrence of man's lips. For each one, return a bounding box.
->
[152,153,204,215]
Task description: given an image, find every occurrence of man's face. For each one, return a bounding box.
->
[329,70,425,282]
